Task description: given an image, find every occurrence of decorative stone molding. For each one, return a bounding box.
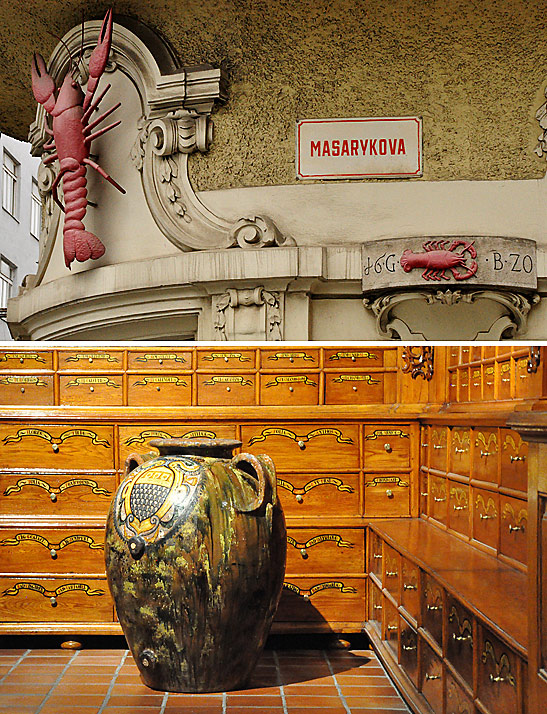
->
[535,86,547,160]
[363,290,540,340]
[401,346,434,381]
[214,287,283,341]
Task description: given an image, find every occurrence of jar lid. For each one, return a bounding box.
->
[149,438,242,459]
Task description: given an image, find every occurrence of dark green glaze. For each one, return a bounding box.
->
[105,439,286,692]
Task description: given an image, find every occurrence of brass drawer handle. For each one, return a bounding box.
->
[480,450,493,457]
[374,604,382,610]
[452,633,472,643]
[508,524,525,533]
[510,455,526,463]
[425,673,440,681]
[295,494,304,504]
[387,625,397,632]
[454,447,467,454]
[433,497,446,503]
[300,548,308,559]
[453,505,466,511]
[373,554,383,559]
[502,377,510,382]
[402,644,417,651]
[427,604,441,611]
[384,443,392,453]
[403,583,417,591]
[50,596,57,607]
[385,489,393,498]
[52,443,59,453]
[297,440,306,450]
[385,570,398,577]
[421,492,429,497]
[489,674,515,686]
[479,513,495,520]
[421,442,429,448]
[50,493,57,503]
[50,549,57,559]
[433,445,444,450]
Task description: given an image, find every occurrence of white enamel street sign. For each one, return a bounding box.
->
[296,117,422,180]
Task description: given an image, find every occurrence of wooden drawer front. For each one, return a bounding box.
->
[400,618,418,686]
[473,428,499,483]
[0,472,115,518]
[450,427,471,477]
[515,356,542,399]
[260,374,319,406]
[260,349,319,369]
[0,350,53,370]
[499,360,512,400]
[364,425,410,469]
[473,487,499,550]
[430,474,448,524]
[0,424,114,469]
[448,370,457,402]
[278,473,359,517]
[484,364,496,400]
[127,375,192,406]
[277,577,365,623]
[458,367,470,402]
[382,544,400,602]
[59,375,123,406]
[448,347,460,367]
[197,374,256,405]
[57,351,123,370]
[0,374,54,405]
[383,597,399,658]
[420,427,429,470]
[127,350,192,370]
[369,530,383,578]
[285,528,364,574]
[325,373,385,404]
[470,366,482,401]
[478,629,520,714]
[196,350,255,369]
[500,495,527,565]
[369,579,383,627]
[420,471,429,516]
[0,577,112,622]
[448,482,470,537]
[364,474,410,517]
[119,424,236,463]
[241,423,359,471]
[460,346,471,363]
[400,557,419,620]
[422,575,443,647]
[446,597,474,687]
[325,348,384,367]
[0,527,105,574]
[420,639,444,714]
[500,429,528,493]
[429,427,448,471]
[446,670,474,714]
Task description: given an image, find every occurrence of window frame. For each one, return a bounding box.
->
[2,150,19,220]
[30,177,41,239]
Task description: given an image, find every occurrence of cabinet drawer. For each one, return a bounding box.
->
[383,597,399,658]
[0,350,53,370]
[500,429,528,493]
[196,350,255,369]
[420,639,443,714]
[197,374,256,405]
[118,424,236,463]
[499,361,512,400]
[470,367,482,401]
[0,527,105,574]
[127,350,192,370]
[59,375,123,406]
[448,369,458,402]
[446,597,474,687]
[364,425,410,469]
[420,427,429,470]
[369,579,383,628]
[484,364,496,400]
[450,427,471,477]
[241,423,359,471]
[0,374,54,405]
[325,348,384,367]
[500,495,527,566]
[259,374,319,406]
[0,577,113,622]
[369,530,383,578]
[448,481,470,537]
[400,617,418,686]
[430,474,448,524]
[458,367,470,402]
[446,670,474,714]
[382,544,400,601]
[260,349,319,369]
[420,470,429,516]
[57,351,123,370]
[0,472,115,518]
[0,424,114,469]
[285,528,364,574]
[478,628,521,714]
[422,575,443,647]
[400,557,419,621]
[515,356,542,399]
[127,375,192,406]
[325,373,386,404]
[277,473,359,517]
[473,428,499,483]
[473,487,499,550]
[277,577,365,623]
[429,427,448,471]
[364,474,410,517]
[448,347,460,367]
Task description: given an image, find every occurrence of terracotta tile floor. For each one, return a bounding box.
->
[0,646,410,714]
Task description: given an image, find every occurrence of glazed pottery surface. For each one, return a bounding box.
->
[104,438,286,692]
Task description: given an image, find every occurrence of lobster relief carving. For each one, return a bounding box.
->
[31,9,125,269]
[400,240,478,281]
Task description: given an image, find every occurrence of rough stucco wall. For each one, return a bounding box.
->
[3,0,547,190]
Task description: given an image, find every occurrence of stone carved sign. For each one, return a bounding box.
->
[362,236,537,293]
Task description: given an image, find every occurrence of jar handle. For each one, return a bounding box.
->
[230,452,276,512]
[124,451,156,479]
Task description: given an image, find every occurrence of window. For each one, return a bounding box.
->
[0,257,14,318]
[2,152,18,218]
[30,178,41,238]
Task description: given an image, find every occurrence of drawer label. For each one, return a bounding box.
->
[2,582,104,598]
[3,428,110,447]
[0,352,46,363]
[135,353,187,363]
[328,351,379,361]
[278,477,354,495]
[0,376,48,386]
[366,476,409,487]
[287,534,353,549]
[332,375,380,384]
[365,428,409,440]
[132,376,188,386]
[202,353,251,362]
[65,353,119,363]
[0,532,103,550]
[248,427,354,445]
[267,352,315,361]
[125,429,217,446]
[283,581,357,597]
[265,375,317,387]
[203,376,253,386]
[66,377,120,388]
[3,478,111,498]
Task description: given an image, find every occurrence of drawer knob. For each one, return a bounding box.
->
[479,513,495,520]
[52,443,59,453]
[509,524,525,532]
[421,442,429,448]
[385,489,393,498]
[88,358,93,363]
[403,583,417,591]
[351,356,356,362]
[433,497,446,503]
[302,594,310,602]
[426,604,441,611]
[295,494,304,504]
[453,505,466,511]
[509,455,526,463]
[387,625,397,632]
[50,596,57,607]
[297,440,306,450]
[89,386,94,393]
[454,447,466,454]
[425,673,440,681]
[50,493,57,502]
[289,357,294,363]
[385,570,398,577]
[352,386,357,392]
[502,377,510,382]
[421,492,429,497]
[402,644,417,651]
[433,444,444,450]
[289,386,294,392]
[384,443,392,453]
[19,357,24,363]
[50,548,57,559]
[224,356,229,362]
[373,604,382,610]
[156,386,161,392]
[452,633,472,643]
[226,387,231,392]
[480,450,493,458]
[159,359,163,365]
[20,387,25,394]
[300,548,308,559]
[373,554,382,559]
[489,673,515,686]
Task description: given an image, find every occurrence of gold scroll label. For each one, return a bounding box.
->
[248,427,353,446]
[65,353,119,362]
[202,353,251,361]
[286,534,353,549]
[3,428,110,447]
[0,533,102,550]
[125,429,217,446]
[365,476,409,488]
[265,376,317,387]
[0,376,47,386]
[65,377,120,388]
[365,429,409,440]
[2,582,104,597]
[4,478,110,497]
[203,376,252,385]
[135,353,187,363]
[278,477,354,495]
[132,377,187,386]
[332,375,380,384]
[283,581,357,598]
[267,352,315,361]
[328,351,378,361]
[0,352,45,363]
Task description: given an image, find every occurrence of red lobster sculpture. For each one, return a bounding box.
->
[400,240,478,281]
[31,9,125,269]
